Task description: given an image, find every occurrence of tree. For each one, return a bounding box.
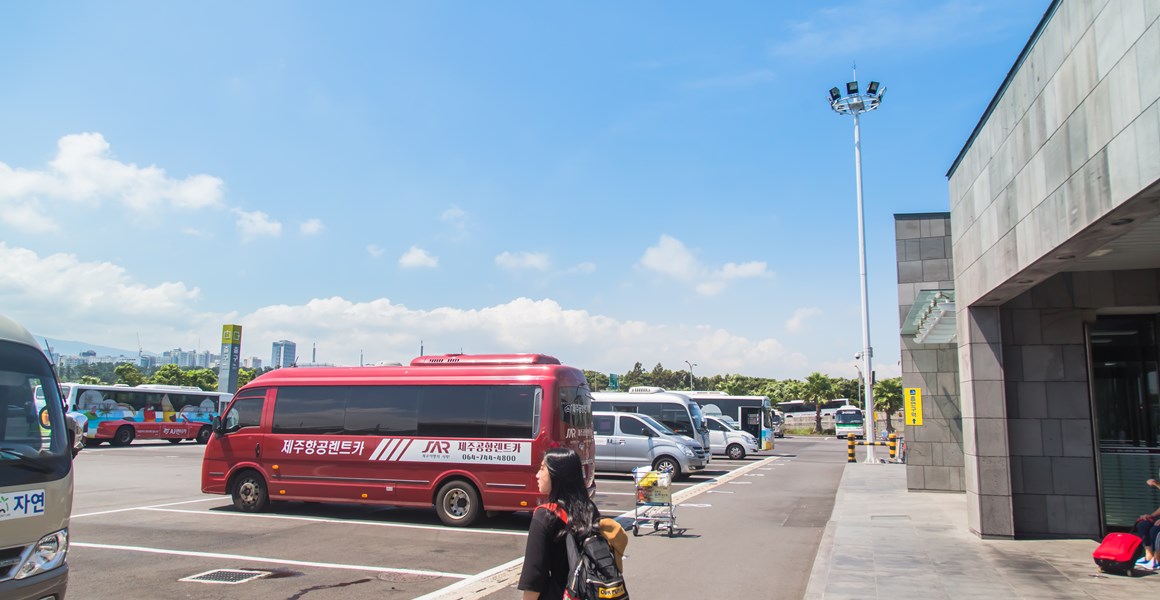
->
[78,375,102,385]
[151,364,186,386]
[721,374,750,396]
[186,368,218,391]
[802,372,835,434]
[237,368,257,389]
[583,370,610,391]
[874,377,903,433]
[620,362,647,390]
[114,363,145,387]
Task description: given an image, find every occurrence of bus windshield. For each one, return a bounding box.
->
[638,414,677,436]
[1,343,70,486]
[835,410,864,424]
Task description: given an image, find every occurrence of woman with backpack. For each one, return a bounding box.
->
[518,447,603,600]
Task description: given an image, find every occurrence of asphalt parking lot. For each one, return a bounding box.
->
[67,440,782,600]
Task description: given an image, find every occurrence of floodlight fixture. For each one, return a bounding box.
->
[866,81,880,95]
[846,81,858,95]
[829,87,841,102]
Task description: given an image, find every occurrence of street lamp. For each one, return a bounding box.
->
[830,69,884,463]
[684,360,697,389]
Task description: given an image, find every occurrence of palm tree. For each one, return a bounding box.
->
[802,372,835,434]
[873,377,903,433]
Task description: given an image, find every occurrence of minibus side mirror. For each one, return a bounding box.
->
[212,416,222,434]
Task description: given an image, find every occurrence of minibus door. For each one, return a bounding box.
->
[739,407,763,442]
[616,415,653,472]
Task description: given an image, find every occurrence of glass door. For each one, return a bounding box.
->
[1092,315,1160,528]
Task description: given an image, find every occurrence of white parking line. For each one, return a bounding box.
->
[71,542,469,579]
[142,507,528,537]
[72,496,223,519]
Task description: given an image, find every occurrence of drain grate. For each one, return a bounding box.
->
[180,569,270,585]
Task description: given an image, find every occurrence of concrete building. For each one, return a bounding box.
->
[897,0,1160,540]
[271,340,296,369]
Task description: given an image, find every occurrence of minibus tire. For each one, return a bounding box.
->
[69,432,80,457]
[111,425,135,447]
[727,444,746,460]
[196,426,212,444]
[434,479,480,527]
[652,456,683,481]
[232,470,269,513]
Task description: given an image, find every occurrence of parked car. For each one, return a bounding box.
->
[704,415,761,459]
[592,411,708,480]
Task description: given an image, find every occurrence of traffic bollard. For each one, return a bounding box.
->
[888,433,897,461]
[847,433,856,463]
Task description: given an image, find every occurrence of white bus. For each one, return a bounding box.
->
[61,383,232,446]
[834,405,865,439]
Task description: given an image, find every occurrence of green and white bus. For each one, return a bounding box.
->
[834,405,864,439]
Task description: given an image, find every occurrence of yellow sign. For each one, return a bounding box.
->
[221,324,242,344]
[904,387,923,426]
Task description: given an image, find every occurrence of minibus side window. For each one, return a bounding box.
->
[224,389,266,433]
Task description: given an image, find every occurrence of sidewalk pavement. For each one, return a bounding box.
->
[805,463,1151,600]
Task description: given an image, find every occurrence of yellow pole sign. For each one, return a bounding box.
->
[904,387,923,426]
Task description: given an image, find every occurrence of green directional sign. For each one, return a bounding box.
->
[609,373,619,391]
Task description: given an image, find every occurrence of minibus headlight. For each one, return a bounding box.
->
[682,445,695,458]
[14,529,68,579]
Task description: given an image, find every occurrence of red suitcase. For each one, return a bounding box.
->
[1093,532,1144,575]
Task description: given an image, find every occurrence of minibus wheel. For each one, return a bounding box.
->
[232,470,269,513]
[196,426,212,444]
[435,480,480,527]
[727,444,746,460]
[110,425,135,447]
[652,456,683,481]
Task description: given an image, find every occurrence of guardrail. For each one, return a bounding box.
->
[846,432,902,463]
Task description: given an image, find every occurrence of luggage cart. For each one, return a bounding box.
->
[632,467,675,537]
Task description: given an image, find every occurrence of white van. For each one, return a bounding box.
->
[592,411,708,480]
[591,387,711,461]
[704,415,761,459]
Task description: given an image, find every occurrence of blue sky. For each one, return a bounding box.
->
[0,1,1049,379]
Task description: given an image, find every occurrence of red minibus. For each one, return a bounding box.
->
[200,353,595,527]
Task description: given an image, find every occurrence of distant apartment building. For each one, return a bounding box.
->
[243,357,263,370]
[271,340,296,369]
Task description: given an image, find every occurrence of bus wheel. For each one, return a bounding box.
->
[232,471,269,513]
[653,456,683,481]
[167,439,183,444]
[727,444,746,460]
[196,426,212,444]
[435,480,480,527]
[110,426,135,447]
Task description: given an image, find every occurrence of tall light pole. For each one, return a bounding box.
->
[829,70,884,462]
[684,360,697,390]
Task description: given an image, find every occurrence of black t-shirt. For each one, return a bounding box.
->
[518,506,570,599]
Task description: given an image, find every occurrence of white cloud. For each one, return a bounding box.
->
[366,244,385,258]
[496,251,550,271]
[0,242,203,342]
[771,1,1003,59]
[639,235,770,295]
[0,242,818,377]
[567,262,596,275]
[786,307,823,333]
[0,133,224,226]
[233,208,282,241]
[299,218,324,236]
[399,246,438,269]
[0,200,59,233]
[440,206,469,240]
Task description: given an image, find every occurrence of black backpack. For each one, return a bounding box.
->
[563,530,629,600]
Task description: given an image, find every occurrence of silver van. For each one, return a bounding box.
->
[592,411,708,480]
[704,415,761,459]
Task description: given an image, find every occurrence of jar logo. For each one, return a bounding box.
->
[423,440,450,454]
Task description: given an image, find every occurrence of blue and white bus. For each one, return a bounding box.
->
[686,392,775,450]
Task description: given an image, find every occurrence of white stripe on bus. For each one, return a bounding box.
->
[388,439,412,461]
[368,439,391,461]
[71,542,470,579]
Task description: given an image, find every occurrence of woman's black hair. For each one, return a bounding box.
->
[543,447,600,538]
